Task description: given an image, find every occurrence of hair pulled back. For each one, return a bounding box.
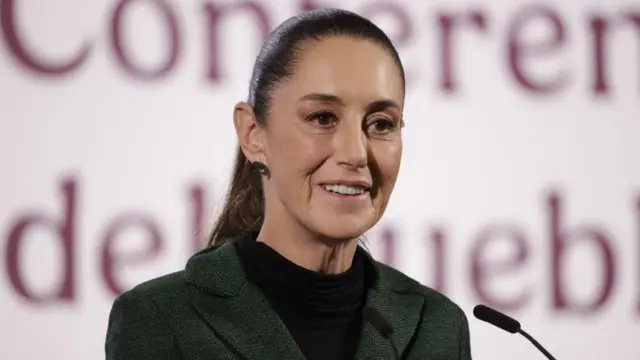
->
[207,8,405,246]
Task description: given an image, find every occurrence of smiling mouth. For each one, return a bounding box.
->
[321,184,370,196]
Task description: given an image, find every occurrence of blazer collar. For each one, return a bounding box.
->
[185,239,425,360]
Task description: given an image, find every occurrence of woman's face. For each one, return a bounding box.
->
[261,36,404,241]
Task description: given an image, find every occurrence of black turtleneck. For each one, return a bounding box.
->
[235,234,367,360]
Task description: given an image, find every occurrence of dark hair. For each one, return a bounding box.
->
[207,8,406,246]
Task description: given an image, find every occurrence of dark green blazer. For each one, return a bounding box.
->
[105,240,472,360]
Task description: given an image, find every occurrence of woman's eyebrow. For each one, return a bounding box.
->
[298,93,401,112]
[298,93,343,105]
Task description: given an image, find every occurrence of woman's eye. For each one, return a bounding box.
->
[368,118,395,134]
[309,111,337,127]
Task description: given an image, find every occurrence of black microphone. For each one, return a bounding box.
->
[473,304,557,360]
[362,306,400,360]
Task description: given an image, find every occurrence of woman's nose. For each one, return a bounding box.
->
[333,122,368,169]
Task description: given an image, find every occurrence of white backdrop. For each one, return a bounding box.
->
[1,0,639,359]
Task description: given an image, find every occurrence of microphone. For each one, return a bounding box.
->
[362,306,400,360]
[473,304,557,360]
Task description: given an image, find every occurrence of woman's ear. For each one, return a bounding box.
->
[233,102,266,163]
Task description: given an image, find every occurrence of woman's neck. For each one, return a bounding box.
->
[257,215,359,274]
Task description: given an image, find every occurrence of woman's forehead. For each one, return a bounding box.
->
[278,37,404,106]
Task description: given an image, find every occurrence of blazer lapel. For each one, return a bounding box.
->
[184,240,424,360]
[186,242,304,360]
[356,261,426,360]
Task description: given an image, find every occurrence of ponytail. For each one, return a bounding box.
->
[207,147,264,246]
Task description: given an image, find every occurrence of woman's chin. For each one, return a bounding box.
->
[310,215,375,242]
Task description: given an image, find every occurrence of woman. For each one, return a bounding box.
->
[105,8,471,360]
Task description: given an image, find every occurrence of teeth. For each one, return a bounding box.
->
[322,184,367,195]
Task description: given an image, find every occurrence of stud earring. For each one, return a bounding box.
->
[252,161,270,178]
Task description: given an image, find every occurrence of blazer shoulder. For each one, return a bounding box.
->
[106,272,187,359]
[119,270,193,312]
[376,262,465,317]
[125,270,188,298]
[375,263,472,359]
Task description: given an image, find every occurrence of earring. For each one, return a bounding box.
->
[252,161,270,178]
